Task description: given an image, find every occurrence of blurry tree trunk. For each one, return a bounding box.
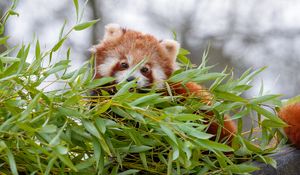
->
[89,0,103,45]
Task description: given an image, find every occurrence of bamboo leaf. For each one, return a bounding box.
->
[117,169,140,175]
[73,19,100,31]
[215,91,248,103]
[57,154,78,171]
[52,38,66,52]
[86,77,115,89]
[160,124,178,145]
[196,139,234,152]
[250,94,281,104]
[225,164,259,173]
[251,105,285,124]
[5,145,18,175]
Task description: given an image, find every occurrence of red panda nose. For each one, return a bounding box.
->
[126,76,135,82]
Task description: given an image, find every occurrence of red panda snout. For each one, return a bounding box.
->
[106,58,167,88]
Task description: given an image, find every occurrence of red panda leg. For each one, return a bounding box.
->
[170,82,236,141]
[206,115,236,142]
[279,103,300,148]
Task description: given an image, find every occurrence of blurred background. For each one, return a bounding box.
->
[1,0,299,98]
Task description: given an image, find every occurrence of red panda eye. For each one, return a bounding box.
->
[120,62,129,69]
[140,67,149,73]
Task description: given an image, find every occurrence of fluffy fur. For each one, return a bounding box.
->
[279,103,300,148]
[92,23,236,141]
[171,82,236,141]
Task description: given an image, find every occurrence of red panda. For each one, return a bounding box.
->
[91,23,236,141]
[279,103,300,148]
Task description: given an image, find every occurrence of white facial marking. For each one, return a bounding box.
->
[126,55,133,65]
[152,65,167,89]
[115,69,129,83]
[98,57,118,77]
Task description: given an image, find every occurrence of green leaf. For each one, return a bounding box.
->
[130,93,161,106]
[73,0,79,22]
[73,19,100,31]
[0,36,9,44]
[0,56,20,63]
[258,155,277,168]
[83,121,101,138]
[86,77,115,89]
[113,81,137,99]
[173,113,204,121]
[95,100,112,115]
[250,94,281,104]
[53,145,68,155]
[8,10,19,16]
[177,124,213,139]
[193,73,226,82]
[232,84,252,92]
[251,105,285,124]
[160,124,178,145]
[35,39,41,59]
[6,146,18,175]
[231,108,250,120]
[262,119,287,128]
[196,139,234,152]
[225,164,259,173]
[52,38,66,52]
[83,121,112,156]
[20,93,42,121]
[59,20,67,40]
[117,169,140,175]
[177,48,191,65]
[239,67,266,85]
[49,122,67,146]
[92,137,102,170]
[44,156,57,175]
[168,69,200,82]
[43,64,70,76]
[0,23,4,35]
[215,91,248,103]
[128,145,153,153]
[163,106,186,114]
[75,157,95,171]
[38,125,57,133]
[57,154,78,171]
[58,107,82,118]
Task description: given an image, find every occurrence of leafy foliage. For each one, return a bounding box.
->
[0,1,286,174]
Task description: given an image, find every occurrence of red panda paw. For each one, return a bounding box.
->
[279,103,300,148]
[207,115,236,143]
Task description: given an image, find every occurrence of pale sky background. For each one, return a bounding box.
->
[4,0,300,98]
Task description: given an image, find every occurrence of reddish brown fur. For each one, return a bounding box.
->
[110,61,123,77]
[140,64,154,84]
[170,82,236,142]
[171,82,213,104]
[206,115,236,141]
[279,103,300,148]
[94,29,175,79]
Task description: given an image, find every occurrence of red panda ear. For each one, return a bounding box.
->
[89,23,123,53]
[103,23,123,41]
[160,39,180,62]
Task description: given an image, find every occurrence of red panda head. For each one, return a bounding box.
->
[91,23,180,88]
